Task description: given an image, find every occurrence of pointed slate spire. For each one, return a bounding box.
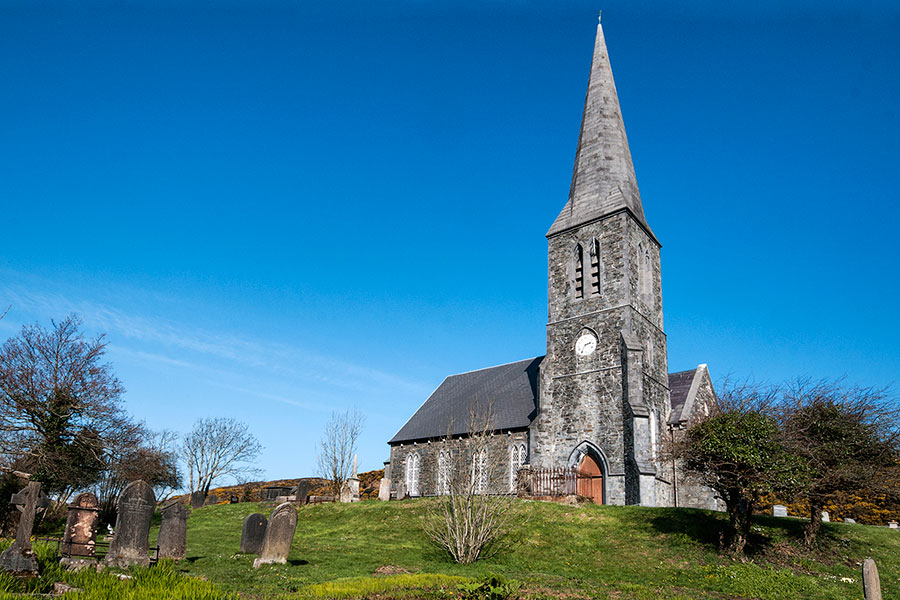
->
[548,20,655,241]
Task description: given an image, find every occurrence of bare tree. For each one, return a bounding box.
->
[423,404,517,564]
[180,417,262,498]
[316,408,364,496]
[0,315,133,500]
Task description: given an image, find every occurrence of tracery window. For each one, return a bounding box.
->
[406,452,420,497]
[589,238,601,295]
[437,450,452,495]
[509,443,526,492]
[574,244,584,298]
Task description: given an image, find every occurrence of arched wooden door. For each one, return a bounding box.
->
[577,454,604,504]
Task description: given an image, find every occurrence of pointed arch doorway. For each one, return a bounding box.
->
[577,454,604,504]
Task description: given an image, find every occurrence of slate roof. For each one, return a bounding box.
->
[390,359,703,444]
[389,357,542,444]
[668,368,699,424]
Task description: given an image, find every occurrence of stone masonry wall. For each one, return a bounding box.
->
[388,431,529,497]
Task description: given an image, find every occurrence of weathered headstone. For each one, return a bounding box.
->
[772,505,787,517]
[190,491,205,509]
[0,481,49,576]
[103,480,156,568]
[205,493,219,506]
[347,454,360,502]
[888,520,898,529]
[339,480,353,503]
[821,511,830,523]
[294,481,309,506]
[230,495,239,504]
[395,480,408,500]
[845,518,857,524]
[253,503,297,568]
[378,478,391,501]
[240,513,267,554]
[863,558,882,600]
[158,501,190,560]
[62,492,101,557]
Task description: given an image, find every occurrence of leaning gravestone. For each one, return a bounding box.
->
[62,492,101,557]
[0,481,49,576]
[240,513,267,554]
[845,518,857,524]
[103,480,156,568]
[378,478,391,501]
[772,505,787,517]
[821,511,830,523]
[294,481,309,506]
[158,501,190,560]
[253,503,297,568]
[190,491,205,509]
[863,558,882,600]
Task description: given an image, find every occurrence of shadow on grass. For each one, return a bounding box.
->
[288,559,309,566]
[184,556,203,563]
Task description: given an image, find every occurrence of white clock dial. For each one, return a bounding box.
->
[575,333,597,356]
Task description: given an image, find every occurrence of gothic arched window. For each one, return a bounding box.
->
[590,238,601,295]
[574,244,584,299]
[472,449,488,494]
[509,443,527,492]
[406,453,420,497]
[437,450,451,495]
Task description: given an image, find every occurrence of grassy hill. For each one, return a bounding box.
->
[155,498,899,599]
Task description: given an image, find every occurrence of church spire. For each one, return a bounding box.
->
[548,21,655,241]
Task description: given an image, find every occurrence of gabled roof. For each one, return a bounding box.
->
[668,368,698,424]
[547,21,657,243]
[389,357,542,444]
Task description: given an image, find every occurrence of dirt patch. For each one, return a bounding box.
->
[375,565,411,575]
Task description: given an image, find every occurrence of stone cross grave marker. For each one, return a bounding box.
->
[104,480,156,568]
[772,505,787,517]
[241,513,267,554]
[863,558,882,600]
[0,481,49,576]
[158,501,190,560]
[253,503,297,568]
[190,491,205,509]
[62,492,101,557]
[295,481,309,506]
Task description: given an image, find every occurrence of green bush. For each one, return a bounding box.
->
[456,572,520,600]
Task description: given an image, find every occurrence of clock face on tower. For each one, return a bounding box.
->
[575,331,598,356]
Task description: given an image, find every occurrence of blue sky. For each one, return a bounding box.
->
[2,0,898,482]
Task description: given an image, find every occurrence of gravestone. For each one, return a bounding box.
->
[240,513,267,554]
[230,495,239,504]
[772,505,787,517]
[845,518,857,524]
[158,501,190,560]
[888,520,898,529]
[339,480,353,503]
[253,503,297,568]
[294,481,309,506]
[821,511,830,523]
[346,454,360,502]
[103,480,156,568]
[395,480,408,500]
[863,558,882,600]
[205,493,219,506]
[190,491,205,509]
[62,492,101,557]
[378,478,391,501]
[0,481,49,576]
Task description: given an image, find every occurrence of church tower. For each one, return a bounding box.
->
[529,20,670,506]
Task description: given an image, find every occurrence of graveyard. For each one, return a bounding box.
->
[1,491,899,599]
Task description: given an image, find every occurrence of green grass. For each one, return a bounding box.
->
[164,499,900,599]
[2,499,898,598]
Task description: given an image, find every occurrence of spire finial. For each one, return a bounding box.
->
[598,10,602,24]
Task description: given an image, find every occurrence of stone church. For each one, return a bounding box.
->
[386,21,719,509]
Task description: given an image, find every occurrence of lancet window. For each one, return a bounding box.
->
[437,450,452,495]
[406,452,420,497]
[590,238,601,295]
[472,449,489,494]
[574,244,584,298]
[509,443,527,492]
